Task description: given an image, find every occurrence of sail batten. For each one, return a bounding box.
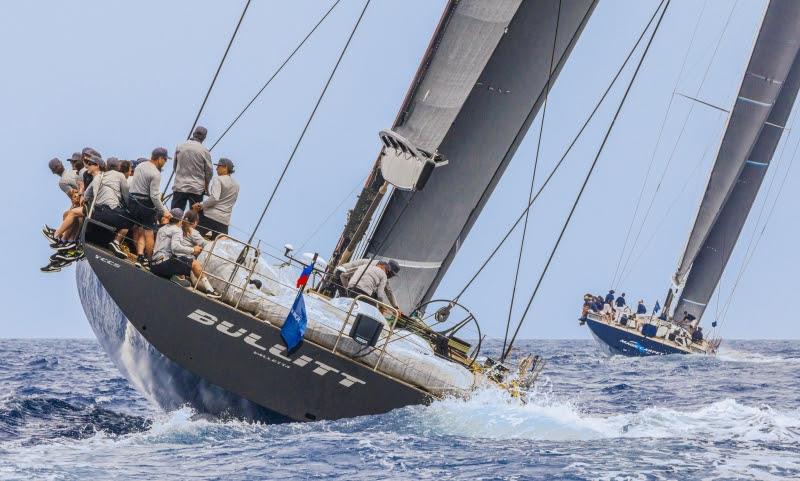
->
[362,0,597,313]
[673,0,800,323]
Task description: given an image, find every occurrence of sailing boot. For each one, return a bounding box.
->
[200,276,222,300]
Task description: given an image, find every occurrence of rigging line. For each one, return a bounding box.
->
[618,111,723,284]
[297,176,364,252]
[501,0,563,360]
[617,0,740,280]
[502,0,671,362]
[610,0,707,288]
[163,0,252,195]
[247,0,371,244]
[716,124,800,330]
[452,0,666,303]
[209,0,342,151]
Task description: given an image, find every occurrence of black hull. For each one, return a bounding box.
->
[76,261,288,422]
[83,244,429,422]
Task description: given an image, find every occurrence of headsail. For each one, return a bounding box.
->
[673,0,800,287]
[363,0,597,312]
[673,0,800,321]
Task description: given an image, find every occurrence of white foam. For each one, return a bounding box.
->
[715,345,800,364]
[408,388,800,442]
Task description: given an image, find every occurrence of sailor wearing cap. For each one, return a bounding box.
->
[191,157,239,239]
[48,158,78,198]
[127,147,171,267]
[172,126,212,211]
[345,259,401,309]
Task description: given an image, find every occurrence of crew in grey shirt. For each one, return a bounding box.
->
[193,157,239,239]
[129,154,168,217]
[172,126,212,211]
[84,170,129,210]
[346,260,401,308]
[58,168,79,196]
[152,222,194,263]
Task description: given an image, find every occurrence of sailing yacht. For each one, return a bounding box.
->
[75,0,597,422]
[583,0,800,357]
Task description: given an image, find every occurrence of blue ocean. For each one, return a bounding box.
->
[1,338,798,480]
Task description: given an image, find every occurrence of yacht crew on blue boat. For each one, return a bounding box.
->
[605,290,615,304]
[615,292,626,308]
[637,300,647,315]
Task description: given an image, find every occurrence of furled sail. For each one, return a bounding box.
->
[674,48,800,322]
[673,0,800,322]
[673,0,800,288]
[364,0,597,312]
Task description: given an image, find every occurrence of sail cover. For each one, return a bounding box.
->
[673,0,800,290]
[674,47,800,322]
[364,0,597,312]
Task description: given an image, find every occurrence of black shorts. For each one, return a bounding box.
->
[171,191,203,211]
[150,255,193,278]
[128,195,159,230]
[198,213,228,240]
[91,204,132,231]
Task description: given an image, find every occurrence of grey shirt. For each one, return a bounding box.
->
[178,228,207,252]
[129,161,167,216]
[201,174,239,225]
[347,264,391,306]
[84,170,129,210]
[173,139,212,195]
[58,169,79,196]
[153,224,195,262]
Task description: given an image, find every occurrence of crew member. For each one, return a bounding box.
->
[172,126,212,211]
[691,326,704,343]
[637,300,647,315]
[192,157,239,239]
[151,208,220,298]
[346,259,400,309]
[83,159,132,260]
[48,158,77,198]
[128,147,171,267]
[615,292,626,308]
[605,290,615,304]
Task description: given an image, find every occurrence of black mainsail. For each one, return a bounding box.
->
[360,0,597,312]
[672,0,800,322]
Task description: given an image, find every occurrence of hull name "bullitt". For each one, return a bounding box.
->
[187,309,366,389]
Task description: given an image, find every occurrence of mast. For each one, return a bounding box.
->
[357,0,597,313]
[671,0,800,322]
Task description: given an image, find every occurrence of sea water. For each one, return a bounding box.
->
[1,338,798,480]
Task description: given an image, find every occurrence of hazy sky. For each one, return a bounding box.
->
[2,0,796,340]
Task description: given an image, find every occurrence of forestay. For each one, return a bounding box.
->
[364,0,597,313]
[673,0,800,294]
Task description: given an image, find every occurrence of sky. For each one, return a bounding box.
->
[1,0,797,340]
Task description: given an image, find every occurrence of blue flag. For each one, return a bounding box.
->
[653,300,661,314]
[281,291,307,352]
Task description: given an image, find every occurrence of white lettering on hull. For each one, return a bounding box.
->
[186,309,366,389]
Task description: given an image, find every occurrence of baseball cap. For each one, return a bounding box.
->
[82,147,101,158]
[69,152,82,163]
[387,259,400,275]
[48,157,63,172]
[192,126,208,141]
[170,207,184,220]
[215,157,235,173]
[151,147,171,159]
